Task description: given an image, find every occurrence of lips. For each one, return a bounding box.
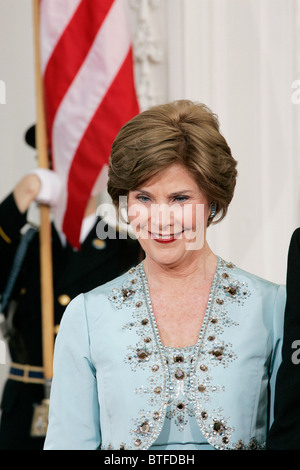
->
[150,231,183,243]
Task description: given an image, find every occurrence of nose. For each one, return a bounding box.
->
[149,203,175,232]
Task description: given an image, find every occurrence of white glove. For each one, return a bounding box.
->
[30,168,62,207]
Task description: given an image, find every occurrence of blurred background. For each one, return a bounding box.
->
[1,0,300,391]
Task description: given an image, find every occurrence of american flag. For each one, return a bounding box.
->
[39,0,140,248]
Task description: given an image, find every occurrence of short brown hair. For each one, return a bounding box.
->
[107,100,237,225]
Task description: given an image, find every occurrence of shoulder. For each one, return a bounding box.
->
[219,260,286,340]
[288,228,300,257]
[234,264,280,289]
[0,193,28,243]
[221,258,285,307]
[58,266,139,335]
[80,264,140,321]
[84,264,138,299]
[290,227,300,244]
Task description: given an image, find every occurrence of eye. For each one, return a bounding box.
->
[136,194,151,203]
[173,195,190,203]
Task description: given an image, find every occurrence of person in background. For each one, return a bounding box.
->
[266,228,300,450]
[0,127,142,450]
[44,100,286,450]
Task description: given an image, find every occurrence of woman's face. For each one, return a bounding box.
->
[127,164,211,268]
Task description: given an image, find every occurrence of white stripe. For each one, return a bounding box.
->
[40,0,82,73]
[91,163,109,196]
[50,0,132,230]
[52,0,131,178]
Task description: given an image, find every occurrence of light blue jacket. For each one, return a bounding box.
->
[44,258,286,450]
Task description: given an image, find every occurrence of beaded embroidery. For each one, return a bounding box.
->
[106,257,264,450]
[163,345,197,432]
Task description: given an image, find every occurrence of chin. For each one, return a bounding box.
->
[145,244,191,268]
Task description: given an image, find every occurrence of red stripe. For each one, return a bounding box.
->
[63,48,139,248]
[43,0,115,149]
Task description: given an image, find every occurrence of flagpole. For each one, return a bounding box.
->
[32,0,54,395]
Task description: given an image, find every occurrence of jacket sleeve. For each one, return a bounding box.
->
[267,228,300,449]
[0,193,27,293]
[268,283,286,426]
[44,294,101,450]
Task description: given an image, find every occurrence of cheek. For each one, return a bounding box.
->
[127,203,149,232]
[181,204,206,229]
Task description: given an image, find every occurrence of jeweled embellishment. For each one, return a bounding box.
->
[122,288,135,299]
[213,419,226,434]
[111,265,167,449]
[210,346,224,359]
[137,348,150,360]
[122,321,136,330]
[139,421,151,434]
[174,369,185,380]
[191,259,251,448]
[221,278,250,305]
[198,259,249,372]
[129,268,136,274]
[195,409,235,449]
[119,260,257,449]
[233,438,266,450]
[161,345,197,432]
[108,282,138,309]
[125,344,154,371]
[131,408,164,449]
[225,285,238,296]
[173,353,184,363]
[208,343,236,366]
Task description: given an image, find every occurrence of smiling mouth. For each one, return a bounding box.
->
[149,231,184,243]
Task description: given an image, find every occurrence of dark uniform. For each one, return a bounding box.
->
[267,228,300,450]
[0,192,142,450]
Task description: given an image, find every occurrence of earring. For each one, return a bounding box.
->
[209,202,217,219]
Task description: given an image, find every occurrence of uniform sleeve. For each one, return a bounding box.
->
[44,294,101,450]
[268,283,286,426]
[0,193,27,293]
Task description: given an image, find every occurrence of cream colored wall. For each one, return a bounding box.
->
[0,0,37,400]
[164,0,300,284]
[0,0,37,200]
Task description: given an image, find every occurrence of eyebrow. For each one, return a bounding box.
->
[134,189,194,197]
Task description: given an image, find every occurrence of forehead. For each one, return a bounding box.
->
[138,164,199,191]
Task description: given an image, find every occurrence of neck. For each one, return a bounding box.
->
[143,242,218,287]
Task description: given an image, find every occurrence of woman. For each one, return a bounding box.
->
[44,100,286,450]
